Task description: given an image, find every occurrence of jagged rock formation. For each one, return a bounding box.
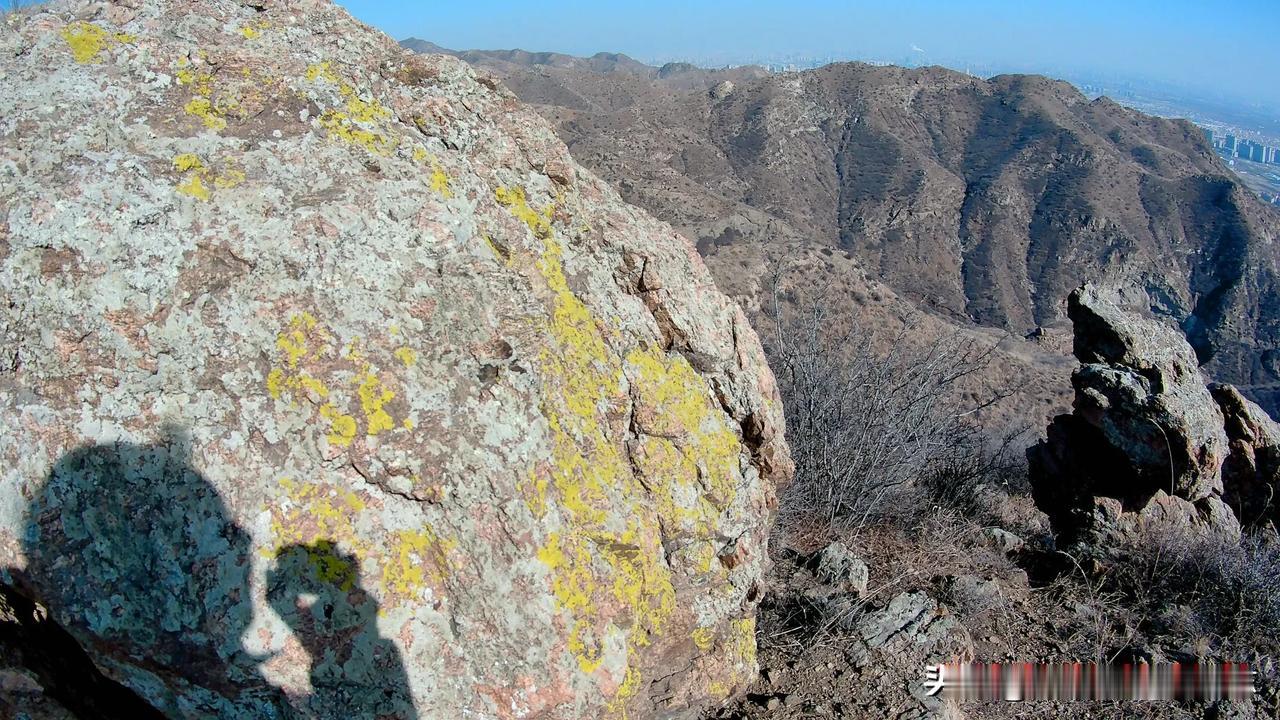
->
[1213,383,1280,527]
[1030,285,1280,549]
[0,1,791,718]
[403,45,1280,419]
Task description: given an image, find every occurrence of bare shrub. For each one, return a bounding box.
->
[917,428,1028,521]
[763,263,1014,536]
[1102,525,1280,659]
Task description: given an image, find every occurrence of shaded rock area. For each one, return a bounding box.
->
[0,583,160,719]
[1030,285,1280,551]
[0,0,791,717]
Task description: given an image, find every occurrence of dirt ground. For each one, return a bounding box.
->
[706,492,1278,720]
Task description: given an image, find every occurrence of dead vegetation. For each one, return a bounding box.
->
[712,264,1280,718]
[764,262,1020,536]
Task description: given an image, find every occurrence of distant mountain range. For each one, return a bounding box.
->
[404,39,1280,419]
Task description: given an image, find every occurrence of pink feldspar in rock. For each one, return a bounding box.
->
[0,1,791,717]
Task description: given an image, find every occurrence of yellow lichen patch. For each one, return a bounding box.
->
[265,314,410,448]
[536,532,605,673]
[499,186,677,711]
[732,617,757,668]
[238,20,268,39]
[393,346,417,368]
[268,479,454,608]
[345,94,390,125]
[520,470,550,519]
[295,539,359,591]
[175,61,246,132]
[59,22,109,64]
[305,61,399,156]
[277,311,320,369]
[605,666,644,719]
[319,402,358,447]
[495,186,553,239]
[172,152,243,200]
[356,370,396,436]
[173,153,204,172]
[708,680,730,699]
[691,627,714,651]
[626,346,741,530]
[176,174,210,201]
[430,165,453,198]
[184,97,228,131]
[385,528,457,600]
[696,543,717,574]
[305,61,340,84]
[213,165,246,189]
[319,109,396,155]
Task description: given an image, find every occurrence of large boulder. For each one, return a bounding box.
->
[0,1,791,718]
[1029,285,1237,547]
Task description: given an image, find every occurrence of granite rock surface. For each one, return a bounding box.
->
[0,1,791,717]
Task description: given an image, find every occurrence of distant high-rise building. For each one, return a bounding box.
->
[1253,144,1265,162]
[1226,135,1238,154]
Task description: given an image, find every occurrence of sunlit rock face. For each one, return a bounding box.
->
[0,1,792,717]
[1030,285,1242,550]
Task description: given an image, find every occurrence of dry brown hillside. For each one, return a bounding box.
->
[405,42,1280,423]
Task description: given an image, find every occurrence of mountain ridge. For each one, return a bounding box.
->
[404,40,1280,419]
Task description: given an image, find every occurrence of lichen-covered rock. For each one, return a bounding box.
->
[813,542,868,594]
[980,528,1024,554]
[1029,285,1234,546]
[0,583,158,719]
[1211,383,1280,528]
[0,1,791,717]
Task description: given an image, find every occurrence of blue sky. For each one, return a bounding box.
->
[338,1,1280,111]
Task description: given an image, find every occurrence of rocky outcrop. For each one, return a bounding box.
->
[1212,383,1280,528]
[1029,286,1239,547]
[0,1,790,718]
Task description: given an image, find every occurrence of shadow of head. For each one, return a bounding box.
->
[12,432,417,718]
[15,431,278,709]
[267,541,374,651]
[266,542,418,719]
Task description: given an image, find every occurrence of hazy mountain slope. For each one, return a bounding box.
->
[405,45,1280,417]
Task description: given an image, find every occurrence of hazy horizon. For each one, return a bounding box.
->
[339,0,1280,115]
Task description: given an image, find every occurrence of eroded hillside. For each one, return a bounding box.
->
[408,44,1280,420]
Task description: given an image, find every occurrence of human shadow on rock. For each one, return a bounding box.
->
[9,435,289,717]
[9,433,421,719]
[267,542,419,720]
